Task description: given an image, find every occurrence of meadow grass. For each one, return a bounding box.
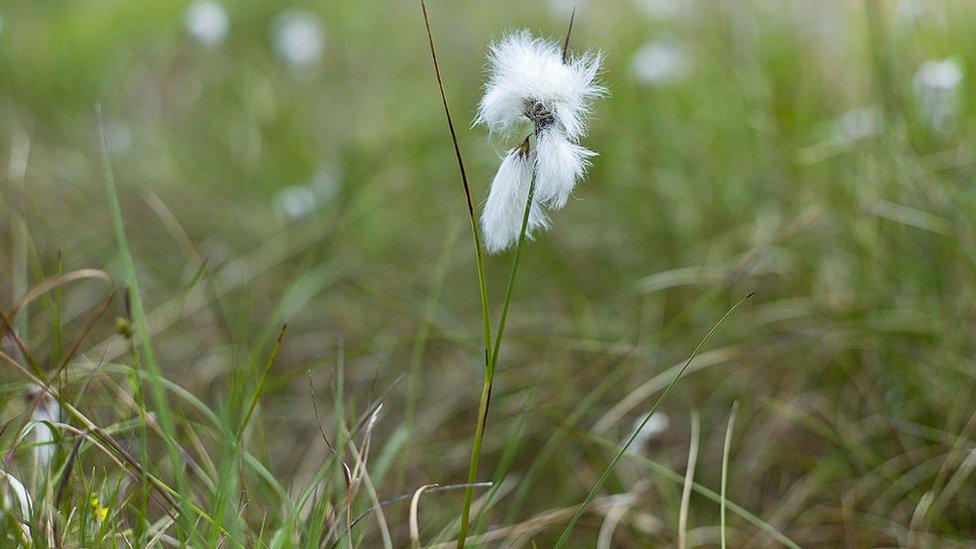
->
[3,0,976,546]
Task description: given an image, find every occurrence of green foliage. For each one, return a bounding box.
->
[2,0,976,546]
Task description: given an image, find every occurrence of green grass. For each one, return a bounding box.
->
[3,0,976,546]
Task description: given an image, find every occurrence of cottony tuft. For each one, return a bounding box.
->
[480,144,550,254]
[476,30,605,253]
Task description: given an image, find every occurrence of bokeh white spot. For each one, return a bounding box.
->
[831,106,883,142]
[546,0,585,18]
[630,41,691,87]
[634,0,690,19]
[914,58,964,133]
[628,411,669,454]
[272,10,325,70]
[184,1,229,48]
[274,185,319,221]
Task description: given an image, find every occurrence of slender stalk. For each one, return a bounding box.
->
[721,402,740,549]
[460,8,576,543]
[561,6,576,63]
[418,0,494,375]
[491,142,534,363]
[459,154,539,547]
[554,293,753,547]
[416,3,500,547]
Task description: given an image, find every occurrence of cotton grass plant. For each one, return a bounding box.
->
[419,5,755,547]
[419,3,608,545]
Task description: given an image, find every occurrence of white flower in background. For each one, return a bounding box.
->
[272,10,325,70]
[895,0,925,23]
[546,0,584,18]
[1,332,22,363]
[799,105,884,163]
[0,469,32,520]
[184,0,229,48]
[830,106,883,142]
[635,0,689,19]
[273,165,341,221]
[627,411,669,454]
[915,59,963,95]
[311,165,341,202]
[26,387,60,470]
[476,30,605,253]
[106,120,133,155]
[914,58,964,133]
[630,41,691,87]
[274,184,319,220]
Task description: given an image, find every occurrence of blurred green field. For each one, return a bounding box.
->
[3,0,976,546]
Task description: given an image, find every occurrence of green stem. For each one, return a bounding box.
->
[417,3,496,544]
[458,162,538,548]
[417,0,494,380]
[491,177,536,363]
[554,293,753,547]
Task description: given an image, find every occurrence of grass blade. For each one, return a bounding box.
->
[410,483,439,549]
[721,402,739,549]
[678,410,700,549]
[238,324,287,441]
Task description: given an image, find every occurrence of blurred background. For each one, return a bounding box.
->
[3,0,976,546]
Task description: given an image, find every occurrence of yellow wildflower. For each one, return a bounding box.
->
[90,496,108,521]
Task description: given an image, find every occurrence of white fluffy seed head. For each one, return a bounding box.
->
[28,387,60,471]
[914,58,963,93]
[365,403,383,434]
[481,147,549,254]
[913,58,964,133]
[627,411,670,455]
[534,129,596,209]
[0,469,32,520]
[476,30,605,141]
